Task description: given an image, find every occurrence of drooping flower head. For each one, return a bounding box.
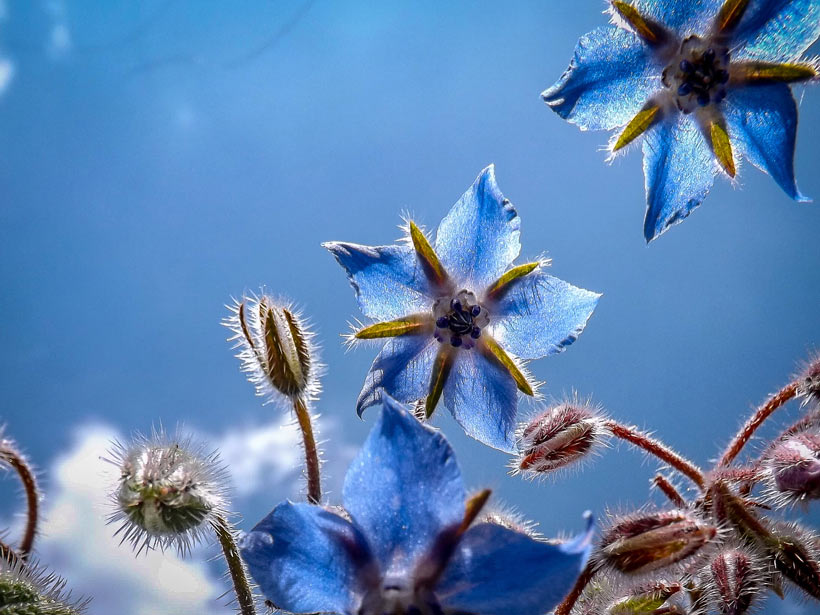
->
[240,394,594,615]
[106,429,229,555]
[543,0,820,242]
[324,165,600,451]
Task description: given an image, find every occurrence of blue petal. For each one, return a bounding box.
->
[642,114,717,242]
[434,165,521,290]
[443,349,518,452]
[240,502,375,614]
[628,0,722,34]
[731,0,820,62]
[542,26,662,131]
[436,514,595,615]
[726,83,808,201]
[324,241,435,321]
[491,272,600,360]
[343,394,465,574]
[355,335,438,416]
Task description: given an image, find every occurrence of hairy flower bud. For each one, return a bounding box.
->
[796,354,820,407]
[764,432,820,505]
[0,557,87,614]
[106,431,228,554]
[705,548,761,615]
[515,402,608,475]
[607,580,682,614]
[600,510,716,574]
[766,522,820,599]
[224,293,320,404]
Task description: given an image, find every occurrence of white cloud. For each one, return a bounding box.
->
[36,425,227,615]
[0,57,14,96]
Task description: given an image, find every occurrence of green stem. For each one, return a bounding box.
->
[212,515,257,615]
[294,398,322,504]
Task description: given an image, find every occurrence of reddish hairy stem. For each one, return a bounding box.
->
[651,474,687,508]
[604,420,706,490]
[718,381,798,467]
[0,441,39,558]
[555,560,597,615]
[294,398,322,504]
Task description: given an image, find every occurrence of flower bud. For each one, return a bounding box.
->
[224,293,320,404]
[705,548,761,615]
[607,581,682,615]
[107,431,228,554]
[600,510,716,574]
[764,432,820,504]
[796,354,820,407]
[767,522,820,599]
[516,402,608,475]
[0,557,87,614]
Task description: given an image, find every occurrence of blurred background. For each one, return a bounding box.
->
[1,1,818,613]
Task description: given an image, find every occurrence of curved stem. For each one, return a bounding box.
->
[212,515,257,615]
[651,474,686,508]
[604,420,705,490]
[293,398,322,504]
[0,440,39,558]
[718,381,798,467]
[555,560,596,615]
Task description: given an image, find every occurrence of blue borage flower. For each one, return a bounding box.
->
[240,394,594,615]
[323,165,600,452]
[543,0,820,242]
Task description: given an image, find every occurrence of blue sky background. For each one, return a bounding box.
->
[1,1,818,613]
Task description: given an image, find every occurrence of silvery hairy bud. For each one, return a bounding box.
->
[766,522,820,599]
[704,548,761,615]
[106,430,228,554]
[0,557,88,614]
[796,354,820,407]
[599,510,716,575]
[224,293,321,404]
[764,431,820,505]
[515,402,608,476]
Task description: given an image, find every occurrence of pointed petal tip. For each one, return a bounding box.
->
[563,511,596,555]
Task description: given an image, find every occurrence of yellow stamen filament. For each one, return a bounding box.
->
[612,1,663,44]
[710,121,736,178]
[613,105,660,152]
[486,262,540,299]
[481,336,534,396]
[716,0,750,32]
[354,317,427,339]
[736,61,818,83]
[426,346,455,418]
[409,221,447,286]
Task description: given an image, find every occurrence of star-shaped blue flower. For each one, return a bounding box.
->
[543,0,819,242]
[323,165,600,452]
[240,394,594,615]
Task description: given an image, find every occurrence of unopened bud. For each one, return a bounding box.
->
[600,510,716,574]
[224,293,320,404]
[767,522,820,599]
[516,402,608,475]
[0,557,87,614]
[796,354,820,406]
[107,431,228,554]
[706,548,760,615]
[765,432,820,504]
[607,581,681,614]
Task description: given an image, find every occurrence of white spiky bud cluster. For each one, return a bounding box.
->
[106,430,229,554]
[224,292,322,405]
[0,557,88,614]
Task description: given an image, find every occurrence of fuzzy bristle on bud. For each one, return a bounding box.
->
[766,522,820,599]
[704,548,761,615]
[224,293,320,404]
[764,431,820,505]
[796,354,820,406]
[607,580,682,615]
[0,557,88,614]
[599,510,716,575]
[106,430,229,554]
[516,402,608,476]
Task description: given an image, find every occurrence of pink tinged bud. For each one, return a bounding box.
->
[797,354,820,405]
[768,433,820,501]
[709,549,759,615]
[768,523,820,599]
[600,510,716,574]
[517,403,607,474]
